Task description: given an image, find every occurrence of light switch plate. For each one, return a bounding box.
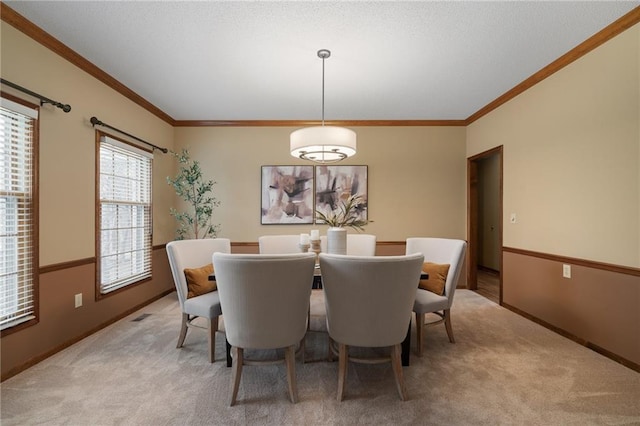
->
[562,264,571,279]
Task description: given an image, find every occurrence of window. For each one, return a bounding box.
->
[0,96,38,333]
[97,135,152,295]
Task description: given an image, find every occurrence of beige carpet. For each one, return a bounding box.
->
[1,290,639,425]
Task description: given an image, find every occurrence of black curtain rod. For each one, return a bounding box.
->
[0,78,71,113]
[90,116,168,154]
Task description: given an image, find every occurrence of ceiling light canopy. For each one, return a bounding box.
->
[290,49,356,164]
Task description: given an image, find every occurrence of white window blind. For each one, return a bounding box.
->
[98,136,152,294]
[0,98,38,330]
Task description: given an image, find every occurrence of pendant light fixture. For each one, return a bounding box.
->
[290,49,356,163]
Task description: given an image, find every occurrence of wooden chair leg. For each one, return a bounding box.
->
[285,345,298,403]
[208,317,218,363]
[444,309,455,343]
[416,312,425,357]
[337,343,348,402]
[177,313,189,348]
[327,336,334,362]
[229,347,243,406]
[391,344,408,401]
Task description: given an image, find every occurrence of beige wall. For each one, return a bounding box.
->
[466,22,639,368]
[467,24,640,269]
[1,22,176,378]
[1,23,176,264]
[173,126,467,242]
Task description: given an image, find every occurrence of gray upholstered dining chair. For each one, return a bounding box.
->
[319,252,424,401]
[258,234,303,254]
[259,234,321,342]
[405,237,467,356]
[312,234,377,333]
[213,252,316,406]
[166,238,231,363]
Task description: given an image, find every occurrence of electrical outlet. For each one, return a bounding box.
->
[74,293,83,308]
[562,264,571,279]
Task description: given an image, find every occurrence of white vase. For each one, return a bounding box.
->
[327,227,347,255]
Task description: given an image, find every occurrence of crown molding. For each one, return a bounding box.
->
[0,3,174,125]
[172,119,467,127]
[466,6,640,125]
[3,4,639,127]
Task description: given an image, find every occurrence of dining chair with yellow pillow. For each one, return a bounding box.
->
[405,237,467,356]
[166,238,231,363]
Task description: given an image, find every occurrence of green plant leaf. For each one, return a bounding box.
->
[167,149,221,239]
[315,194,367,231]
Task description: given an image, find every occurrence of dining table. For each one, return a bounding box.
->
[209,268,427,367]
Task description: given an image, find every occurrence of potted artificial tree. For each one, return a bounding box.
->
[315,194,367,254]
[167,149,221,239]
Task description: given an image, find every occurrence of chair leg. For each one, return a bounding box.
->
[416,312,425,357]
[444,309,455,343]
[391,344,408,401]
[208,317,218,363]
[337,343,348,402]
[177,313,189,348]
[327,336,334,362]
[285,345,298,403]
[229,347,243,406]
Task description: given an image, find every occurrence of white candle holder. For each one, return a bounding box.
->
[310,239,321,264]
[298,243,310,253]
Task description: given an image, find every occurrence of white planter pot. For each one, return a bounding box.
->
[327,227,347,255]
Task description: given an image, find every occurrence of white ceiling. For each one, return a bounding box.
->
[5,1,639,121]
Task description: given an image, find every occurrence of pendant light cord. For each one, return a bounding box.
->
[317,49,330,126]
[321,54,325,126]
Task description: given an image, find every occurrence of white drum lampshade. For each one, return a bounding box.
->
[290,125,356,163]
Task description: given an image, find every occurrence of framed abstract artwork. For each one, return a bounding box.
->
[315,165,368,224]
[261,165,315,224]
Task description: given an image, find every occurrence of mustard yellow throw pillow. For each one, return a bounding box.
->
[419,262,450,295]
[184,263,215,298]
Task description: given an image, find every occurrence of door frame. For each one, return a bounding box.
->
[467,146,503,303]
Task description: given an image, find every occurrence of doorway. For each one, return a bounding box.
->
[467,146,503,304]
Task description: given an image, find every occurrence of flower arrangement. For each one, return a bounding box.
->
[315,194,367,231]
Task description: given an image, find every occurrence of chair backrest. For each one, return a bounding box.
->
[166,238,231,307]
[405,237,467,306]
[213,252,316,349]
[319,233,377,255]
[258,235,303,254]
[319,253,424,348]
